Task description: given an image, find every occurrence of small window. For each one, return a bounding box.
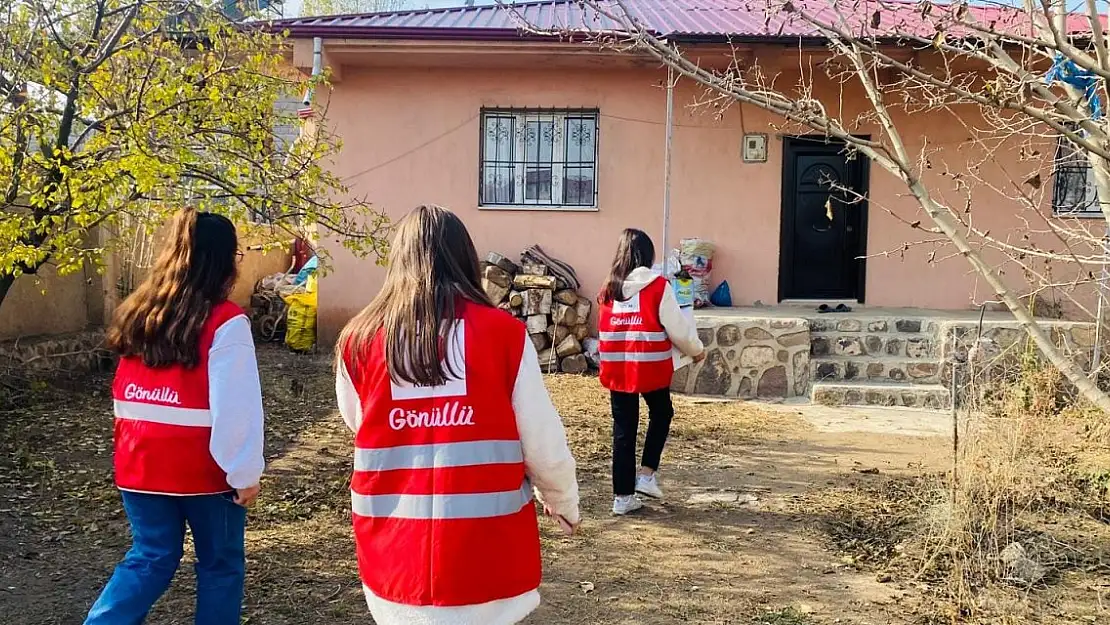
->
[479,109,599,209]
[1053,133,1100,216]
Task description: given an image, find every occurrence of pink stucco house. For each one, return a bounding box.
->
[272,1,1100,407]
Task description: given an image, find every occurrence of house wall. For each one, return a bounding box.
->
[0,236,288,342]
[313,57,1091,343]
[229,243,292,307]
[0,265,101,341]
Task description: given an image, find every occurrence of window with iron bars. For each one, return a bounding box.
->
[1053,133,1100,216]
[479,109,599,209]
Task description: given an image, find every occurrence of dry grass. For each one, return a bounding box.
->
[913,362,1110,622]
[2,345,909,625]
[791,355,1110,624]
[2,344,1108,625]
[553,374,809,465]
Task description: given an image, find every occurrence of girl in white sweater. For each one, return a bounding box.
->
[596,228,705,515]
[335,205,580,625]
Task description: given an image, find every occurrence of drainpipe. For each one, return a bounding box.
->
[284,37,325,248]
[661,64,675,273]
[301,37,323,107]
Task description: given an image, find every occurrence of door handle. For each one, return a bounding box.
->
[846,225,854,232]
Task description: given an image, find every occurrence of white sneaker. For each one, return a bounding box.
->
[612,495,644,516]
[636,474,664,499]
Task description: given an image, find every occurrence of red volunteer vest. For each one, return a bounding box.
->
[598,276,674,393]
[344,301,541,607]
[112,300,245,496]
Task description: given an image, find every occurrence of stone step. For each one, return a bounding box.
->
[810,356,943,384]
[810,332,939,360]
[811,381,951,410]
[808,316,942,336]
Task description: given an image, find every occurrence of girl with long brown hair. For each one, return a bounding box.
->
[597,228,705,515]
[335,205,580,625]
[85,209,265,625]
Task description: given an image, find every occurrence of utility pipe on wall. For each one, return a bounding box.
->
[301,37,323,106]
[661,64,675,270]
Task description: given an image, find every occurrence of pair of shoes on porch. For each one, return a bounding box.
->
[613,474,664,515]
[817,303,853,313]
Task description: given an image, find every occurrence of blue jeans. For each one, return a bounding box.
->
[84,491,246,625]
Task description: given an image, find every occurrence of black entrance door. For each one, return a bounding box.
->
[778,137,869,302]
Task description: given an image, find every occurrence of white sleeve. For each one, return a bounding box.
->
[659,282,704,358]
[208,315,266,490]
[336,360,362,432]
[513,336,580,524]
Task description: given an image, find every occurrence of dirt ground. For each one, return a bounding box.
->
[0,345,1103,624]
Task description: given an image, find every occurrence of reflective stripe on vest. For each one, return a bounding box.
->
[354,440,524,472]
[114,400,213,427]
[598,284,672,364]
[346,303,542,607]
[351,481,533,520]
[597,331,669,342]
[598,350,672,363]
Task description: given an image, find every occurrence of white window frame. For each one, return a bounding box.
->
[478,108,599,211]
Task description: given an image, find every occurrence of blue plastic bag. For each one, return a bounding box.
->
[709,281,732,307]
[293,255,318,286]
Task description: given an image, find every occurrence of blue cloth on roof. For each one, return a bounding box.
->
[1045,54,1103,120]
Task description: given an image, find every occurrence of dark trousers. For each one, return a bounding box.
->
[611,388,675,496]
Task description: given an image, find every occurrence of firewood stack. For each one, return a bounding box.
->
[480,251,592,374]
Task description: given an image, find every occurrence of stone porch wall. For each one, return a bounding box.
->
[942,320,1099,385]
[670,309,1100,407]
[671,316,810,399]
[943,321,1096,363]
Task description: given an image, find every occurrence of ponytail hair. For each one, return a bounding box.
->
[106,209,239,368]
[599,228,655,304]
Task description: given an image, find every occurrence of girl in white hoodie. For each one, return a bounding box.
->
[596,229,705,515]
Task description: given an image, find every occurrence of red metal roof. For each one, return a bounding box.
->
[270,0,1105,42]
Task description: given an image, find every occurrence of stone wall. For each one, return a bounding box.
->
[941,320,1099,392]
[0,330,111,377]
[671,315,810,399]
[942,321,1095,364]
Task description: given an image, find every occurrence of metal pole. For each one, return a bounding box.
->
[661,65,675,270]
[1093,229,1108,373]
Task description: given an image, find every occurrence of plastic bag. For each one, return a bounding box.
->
[282,290,317,352]
[710,281,732,307]
[294,255,318,286]
[679,238,715,308]
[665,248,681,276]
[673,269,695,309]
[583,338,600,368]
[259,272,295,292]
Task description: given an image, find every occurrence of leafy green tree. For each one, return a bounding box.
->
[0,0,387,311]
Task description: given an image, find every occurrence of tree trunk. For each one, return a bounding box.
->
[571,0,1110,413]
[909,183,1110,412]
[845,44,1110,413]
[0,272,16,315]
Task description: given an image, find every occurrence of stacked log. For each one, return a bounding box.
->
[480,251,592,374]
